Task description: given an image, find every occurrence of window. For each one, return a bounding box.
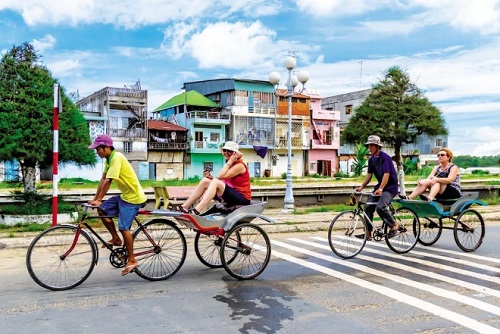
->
[124,142,132,153]
[345,105,353,115]
[210,132,220,142]
[436,138,443,147]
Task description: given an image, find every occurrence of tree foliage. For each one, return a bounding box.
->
[352,143,369,176]
[342,66,448,169]
[453,155,500,168]
[0,43,96,192]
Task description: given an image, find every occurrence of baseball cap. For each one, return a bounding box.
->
[88,134,113,149]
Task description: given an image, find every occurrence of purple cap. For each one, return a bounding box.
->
[88,135,113,149]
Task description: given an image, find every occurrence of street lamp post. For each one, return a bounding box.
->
[269,56,309,212]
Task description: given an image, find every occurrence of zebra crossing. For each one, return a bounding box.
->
[269,235,500,334]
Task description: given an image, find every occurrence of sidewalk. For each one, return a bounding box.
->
[1,205,499,249]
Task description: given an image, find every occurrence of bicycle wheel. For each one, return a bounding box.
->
[194,231,240,268]
[133,219,187,281]
[26,225,97,291]
[221,223,271,280]
[454,209,485,252]
[386,208,420,254]
[328,210,366,259]
[418,217,442,246]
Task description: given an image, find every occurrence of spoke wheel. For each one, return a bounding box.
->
[454,209,485,252]
[26,225,96,291]
[221,223,271,280]
[328,210,366,259]
[386,208,420,254]
[133,219,187,281]
[418,217,442,246]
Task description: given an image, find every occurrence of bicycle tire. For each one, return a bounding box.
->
[454,209,485,252]
[221,223,271,280]
[194,231,240,268]
[26,225,97,291]
[328,210,366,259]
[385,208,420,254]
[132,219,187,281]
[418,217,442,246]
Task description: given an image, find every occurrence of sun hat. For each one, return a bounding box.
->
[364,135,383,147]
[222,141,240,153]
[88,134,113,149]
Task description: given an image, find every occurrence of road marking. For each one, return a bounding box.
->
[269,242,499,334]
[316,236,500,284]
[294,237,500,298]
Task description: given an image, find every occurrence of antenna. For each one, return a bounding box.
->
[358,61,363,90]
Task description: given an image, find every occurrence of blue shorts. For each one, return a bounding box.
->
[99,196,144,231]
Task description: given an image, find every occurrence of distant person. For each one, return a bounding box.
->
[356,135,399,239]
[402,147,461,201]
[88,135,147,276]
[176,141,251,215]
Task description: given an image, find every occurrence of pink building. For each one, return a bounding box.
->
[308,90,341,176]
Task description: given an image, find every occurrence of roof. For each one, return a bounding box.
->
[153,90,218,111]
[147,120,188,131]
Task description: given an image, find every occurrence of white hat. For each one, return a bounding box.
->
[222,141,240,153]
[364,135,383,147]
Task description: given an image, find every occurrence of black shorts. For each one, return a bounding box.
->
[436,185,461,200]
[219,185,251,207]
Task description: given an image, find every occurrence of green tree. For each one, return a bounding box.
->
[0,43,96,193]
[342,66,447,193]
[352,143,369,176]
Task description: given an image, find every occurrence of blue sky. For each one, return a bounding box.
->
[1,0,499,156]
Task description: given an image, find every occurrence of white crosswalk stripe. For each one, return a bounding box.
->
[270,237,500,334]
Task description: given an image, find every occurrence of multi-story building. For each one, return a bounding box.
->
[308,90,341,176]
[75,86,149,179]
[147,120,189,180]
[152,90,230,179]
[322,89,448,174]
[183,79,312,178]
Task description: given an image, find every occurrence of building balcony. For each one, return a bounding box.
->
[186,111,231,124]
[148,142,189,150]
[109,128,146,139]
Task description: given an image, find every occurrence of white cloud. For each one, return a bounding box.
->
[31,34,56,53]
[4,0,213,28]
[410,0,500,35]
[162,20,279,69]
[295,0,396,17]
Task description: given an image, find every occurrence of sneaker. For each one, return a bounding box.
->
[419,194,430,201]
[387,229,399,239]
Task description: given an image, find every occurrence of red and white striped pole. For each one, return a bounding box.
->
[52,84,62,226]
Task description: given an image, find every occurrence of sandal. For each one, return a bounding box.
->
[188,208,201,215]
[175,205,189,213]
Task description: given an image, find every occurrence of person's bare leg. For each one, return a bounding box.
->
[97,209,122,245]
[182,178,211,209]
[120,230,138,275]
[428,183,446,201]
[194,179,225,212]
[408,180,432,199]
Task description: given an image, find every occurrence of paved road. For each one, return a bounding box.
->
[1,224,500,334]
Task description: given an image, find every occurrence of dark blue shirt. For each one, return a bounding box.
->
[367,150,398,195]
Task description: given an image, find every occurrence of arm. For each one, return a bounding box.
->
[217,152,245,179]
[375,173,390,194]
[435,165,459,184]
[89,173,112,205]
[356,172,373,192]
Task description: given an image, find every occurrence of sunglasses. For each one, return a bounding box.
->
[437,153,447,157]
[222,149,232,153]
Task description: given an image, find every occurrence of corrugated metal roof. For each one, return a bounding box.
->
[147,120,188,131]
[153,90,218,111]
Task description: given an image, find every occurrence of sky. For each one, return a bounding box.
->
[0,0,499,157]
